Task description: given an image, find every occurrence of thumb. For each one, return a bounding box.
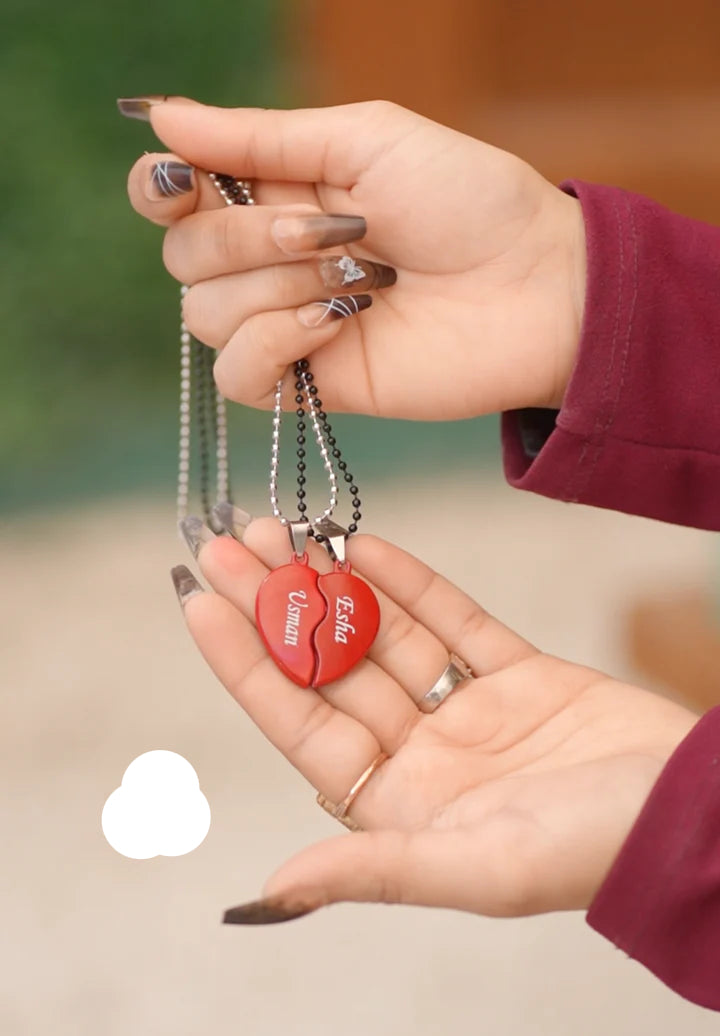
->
[136,96,418,187]
[221,828,508,926]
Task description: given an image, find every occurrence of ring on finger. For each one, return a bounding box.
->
[418,653,473,714]
[316,752,389,831]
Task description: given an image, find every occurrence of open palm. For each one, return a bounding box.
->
[180,519,695,922]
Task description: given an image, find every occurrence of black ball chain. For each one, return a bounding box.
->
[293,358,362,536]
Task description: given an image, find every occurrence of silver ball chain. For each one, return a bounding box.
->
[269,370,339,527]
[176,175,254,529]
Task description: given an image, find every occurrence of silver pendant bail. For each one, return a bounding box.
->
[288,520,310,558]
[313,517,349,564]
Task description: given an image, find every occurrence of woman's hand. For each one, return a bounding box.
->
[173,519,696,923]
[125,97,586,418]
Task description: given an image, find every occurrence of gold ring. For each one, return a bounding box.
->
[316,752,389,831]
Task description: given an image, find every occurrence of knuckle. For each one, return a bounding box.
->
[162,225,187,282]
[181,285,224,348]
[215,208,242,268]
[364,98,404,124]
[180,285,202,337]
[269,261,289,298]
[245,313,280,365]
[212,349,238,402]
[381,609,417,655]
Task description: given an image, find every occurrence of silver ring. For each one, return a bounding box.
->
[418,653,474,713]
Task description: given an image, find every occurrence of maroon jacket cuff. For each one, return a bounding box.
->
[502,180,720,531]
[586,705,720,1010]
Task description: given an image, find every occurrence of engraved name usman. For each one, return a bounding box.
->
[284,590,309,646]
[255,561,326,688]
[334,594,356,643]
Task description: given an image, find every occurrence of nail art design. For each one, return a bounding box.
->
[171,565,204,607]
[297,294,373,328]
[222,895,317,926]
[272,214,367,255]
[178,515,216,559]
[150,161,194,198]
[318,255,397,291]
[116,96,168,121]
[211,502,252,541]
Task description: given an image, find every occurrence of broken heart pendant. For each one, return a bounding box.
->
[256,550,380,688]
[259,358,381,689]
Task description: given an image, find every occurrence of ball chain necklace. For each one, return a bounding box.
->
[179,173,380,687]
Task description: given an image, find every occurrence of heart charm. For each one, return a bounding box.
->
[313,567,380,687]
[256,557,380,688]
[255,556,326,688]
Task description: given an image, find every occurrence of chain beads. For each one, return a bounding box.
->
[176,175,253,529]
[270,365,339,526]
[269,358,363,536]
[177,173,362,539]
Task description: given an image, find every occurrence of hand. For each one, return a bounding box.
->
[173,519,696,923]
[126,98,586,418]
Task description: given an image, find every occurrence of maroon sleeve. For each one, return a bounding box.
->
[586,705,720,1010]
[501,180,720,531]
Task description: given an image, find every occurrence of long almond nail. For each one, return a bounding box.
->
[318,255,396,291]
[117,96,168,121]
[147,161,194,200]
[297,294,372,328]
[272,214,366,255]
[171,565,204,607]
[211,502,252,541]
[178,515,216,559]
[222,895,318,926]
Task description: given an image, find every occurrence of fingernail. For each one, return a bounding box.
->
[117,95,168,121]
[297,294,372,328]
[147,161,195,200]
[222,895,318,926]
[211,502,252,541]
[272,214,366,255]
[178,515,216,559]
[171,565,204,607]
[318,255,396,291]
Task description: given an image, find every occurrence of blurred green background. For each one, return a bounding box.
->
[1,0,494,514]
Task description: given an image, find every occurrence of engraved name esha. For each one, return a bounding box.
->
[334,594,356,644]
[284,590,309,646]
[283,590,358,648]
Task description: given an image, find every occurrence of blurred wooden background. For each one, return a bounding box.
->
[295,0,720,222]
[292,0,720,710]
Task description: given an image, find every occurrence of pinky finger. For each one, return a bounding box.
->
[213,294,373,409]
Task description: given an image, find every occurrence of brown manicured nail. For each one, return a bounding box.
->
[171,565,204,607]
[117,96,168,122]
[211,502,252,541]
[147,161,195,200]
[317,255,397,291]
[297,294,373,328]
[222,895,318,926]
[272,214,366,255]
[178,515,216,559]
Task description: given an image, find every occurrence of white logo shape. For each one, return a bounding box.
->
[101,751,211,859]
[338,255,365,285]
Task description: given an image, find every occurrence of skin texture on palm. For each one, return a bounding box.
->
[125,98,586,417]
[179,520,696,923]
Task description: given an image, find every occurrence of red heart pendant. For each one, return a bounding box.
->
[255,555,326,687]
[256,556,380,688]
[313,567,381,687]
